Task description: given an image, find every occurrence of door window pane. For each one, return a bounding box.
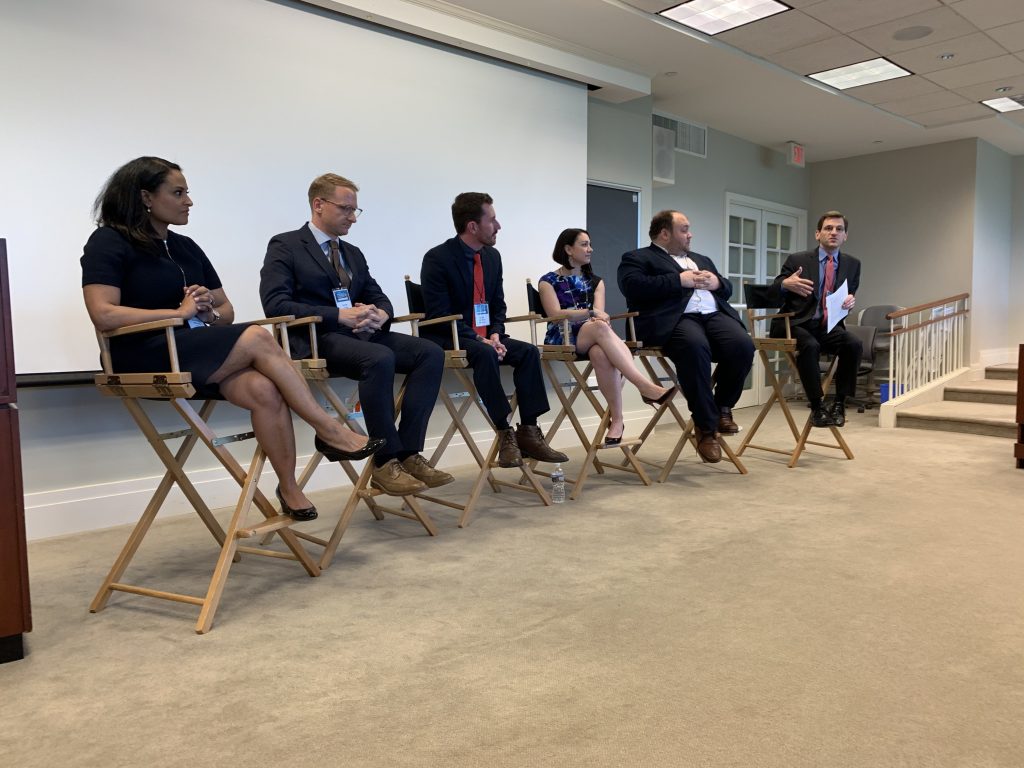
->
[729,216,740,243]
[742,219,756,246]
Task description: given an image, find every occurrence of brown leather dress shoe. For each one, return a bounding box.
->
[496,428,524,467]
[694,427,722,463]
[370,458,428,495]
[401,454,454,488]
[515,424,569,463]
[718,408,740,435]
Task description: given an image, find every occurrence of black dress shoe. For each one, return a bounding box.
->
[642,385,677,407]
[314,435,386,462]
[810,407,836,428]
[830,401,846,427]
[276,487,317,522]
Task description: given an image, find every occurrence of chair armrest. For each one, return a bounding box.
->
[101,317,184,338]
[392,313,424,324]
[253,315,296,326]
[609,311,639,320]
[506,313,543,323]
[417,313,462,325]
[282,316,322,328]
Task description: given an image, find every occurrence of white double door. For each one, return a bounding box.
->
[722,196,805,408]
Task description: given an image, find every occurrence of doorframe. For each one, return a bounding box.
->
[723,193,807,407]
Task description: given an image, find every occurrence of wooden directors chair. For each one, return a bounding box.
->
[404,277,550,527]
[523,280,650,500]
[625,325,747,479]
[266,316,438,571]
[90,316,319,634]
[735,283,853,468]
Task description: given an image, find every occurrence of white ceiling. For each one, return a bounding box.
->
[425,0,1024,161]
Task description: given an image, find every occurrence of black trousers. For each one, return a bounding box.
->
[319,330,444,458]
[787,322,862,402]
[428,334,549,427]
[663,312,754,432]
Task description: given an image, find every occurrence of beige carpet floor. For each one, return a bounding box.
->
[2,407,1023,767]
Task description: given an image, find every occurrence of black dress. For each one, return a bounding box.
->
[81,227,250,397]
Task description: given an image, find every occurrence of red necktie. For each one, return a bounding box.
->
[473,251,487,338]
[821,254,835,327]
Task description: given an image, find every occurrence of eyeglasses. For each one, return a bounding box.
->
[320,199,363,219]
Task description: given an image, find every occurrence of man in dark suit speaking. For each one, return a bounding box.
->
[771,210,861,428]
[420,192,567,468]
[618,210,753,463]
[260,173,451,496]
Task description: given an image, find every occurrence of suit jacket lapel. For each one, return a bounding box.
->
[300,228,338,286]
[649,245,681,272]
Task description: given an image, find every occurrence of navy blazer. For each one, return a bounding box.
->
[420,236,507,342]
[260,224,394,359]
[772,248,861,330]
[617,244,743,348]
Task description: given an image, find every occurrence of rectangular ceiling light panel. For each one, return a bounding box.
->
[660,0,790,35]
[809,57,911,90]
[981,97,1024,113]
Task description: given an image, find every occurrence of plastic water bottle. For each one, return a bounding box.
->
[550,464,566,504]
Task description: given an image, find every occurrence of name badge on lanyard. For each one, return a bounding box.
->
[333,288,353,309]
[474,303,490,328]
[187,317,206,329]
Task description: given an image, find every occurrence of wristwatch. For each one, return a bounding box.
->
[588,309,596,319]
[206,308,221,326]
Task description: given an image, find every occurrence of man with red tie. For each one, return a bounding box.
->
[420,192,567,468]
[771,211,862,428]
[260,173,451,496]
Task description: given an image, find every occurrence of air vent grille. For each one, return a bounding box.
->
[653,113,707,158]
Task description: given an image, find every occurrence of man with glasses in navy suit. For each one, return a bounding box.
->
[260,173,451,496]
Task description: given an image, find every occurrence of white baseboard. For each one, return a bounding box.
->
[24,410,651,541]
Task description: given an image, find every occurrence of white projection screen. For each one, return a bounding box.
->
[0,0,588,375]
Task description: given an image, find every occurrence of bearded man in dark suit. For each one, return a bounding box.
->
[618,210,753,463]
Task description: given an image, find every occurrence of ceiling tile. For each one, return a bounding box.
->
[765,35,876,74]
[909,101,995,124]
[948,72,1024,100]
[850,7,978,53]
[618,0,673,13]
[922,53,1024,87]
[844,74,945,102]
[718,11,833,57]
[888,32,1008,73]
[877,90,971,114]
[986,20,1024,51]
[801,0,941,34]
[947,0,1024,29]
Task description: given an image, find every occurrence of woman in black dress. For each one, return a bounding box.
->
[82,157,383,521]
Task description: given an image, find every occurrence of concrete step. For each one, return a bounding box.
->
[944,378,1016,406]
[896,400,1016,439]
[985,364,1018,381]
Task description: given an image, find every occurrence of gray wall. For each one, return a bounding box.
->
[654,128,810,265]
[1012,156,1024,348]
[809,138,1021,365]
[972,140,1013,361]
[587,95,654,228]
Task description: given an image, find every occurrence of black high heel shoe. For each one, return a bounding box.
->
[276,486,317,522]
[642,385,677,408]
[603,423,625,446]
[314,435,386,462]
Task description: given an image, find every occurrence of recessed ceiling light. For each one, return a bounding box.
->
[994,86,1013,93]
[808,58,912,90]
[938,53,954,61]
[981,97,1023,113]
[659,0,790,36]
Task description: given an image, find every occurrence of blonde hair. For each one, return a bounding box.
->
[308,173,359,207]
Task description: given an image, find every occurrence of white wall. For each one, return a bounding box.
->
[0,0,587,375]
[8,0,590,539]
[587,95,654,226]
